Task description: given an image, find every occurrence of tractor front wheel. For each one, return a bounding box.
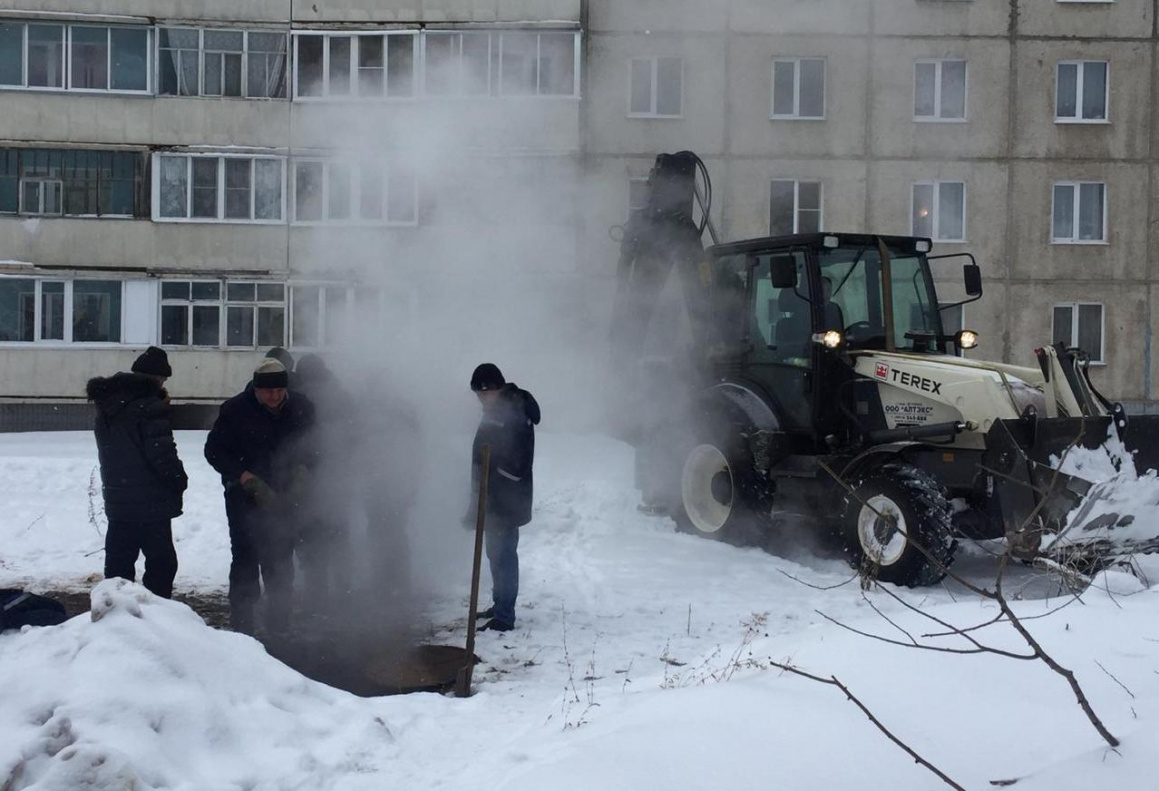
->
[842,464,957,587]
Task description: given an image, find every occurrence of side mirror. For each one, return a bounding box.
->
[769,255,797,289]
[963,264,982,297]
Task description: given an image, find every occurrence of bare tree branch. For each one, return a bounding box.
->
[776,568,859,591]
[771,660,966,791]
[1094,660,1136,700]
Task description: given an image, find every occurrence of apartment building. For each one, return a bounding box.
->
[3,0,1159,423]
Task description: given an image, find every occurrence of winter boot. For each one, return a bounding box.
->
[479,618,514,632]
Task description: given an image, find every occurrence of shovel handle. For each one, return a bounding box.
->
[456,445,490,698]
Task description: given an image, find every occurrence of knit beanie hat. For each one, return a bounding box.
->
[265,346,295,372]
[131,346,172,378]
[470,363,505,392]
[253,358,289,389]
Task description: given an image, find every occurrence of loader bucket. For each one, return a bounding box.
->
[985,414,1159,560]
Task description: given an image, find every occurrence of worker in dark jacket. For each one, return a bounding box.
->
[204,359,315,635]
[86,346,187,598]
[469,363,541,633]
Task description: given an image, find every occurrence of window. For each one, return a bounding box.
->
[1056,61,1108,122]
[290,284,353,348]
[160,281,222,347]
[292,160,417,225]
[72,280,122,342]
[422,30,578,98]
[0,277,142,344]
[912,181,966,242]
[770,180,822,235]
[226,282,285,348]
[0,23,65,89]
[423,32,492,95]
[0,148,143,217]
[154,154,285,222]
[1052,182,1105,243]
[915,60,966,121]
[1052,303,1104,363]
[0,22,148,92]
[158,28,287,98]
[629,57,682,117]
[0,278,35,341]
[294,33,416,99]
[772,58,825,120]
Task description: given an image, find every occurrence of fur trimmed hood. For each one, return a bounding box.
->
[86,372,167,417]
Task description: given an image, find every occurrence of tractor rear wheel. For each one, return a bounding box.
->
[673,428,771,546]
[841,463,957,587]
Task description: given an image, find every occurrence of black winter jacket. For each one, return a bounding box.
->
[204,384,316,495]
[86,373,188,521]
[472,383,540,527]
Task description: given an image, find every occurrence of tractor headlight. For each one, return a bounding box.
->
[813,330,844,349]
[956,329,979,350]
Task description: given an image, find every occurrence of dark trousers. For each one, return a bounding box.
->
[104,519,178,599]
[484,523,520,627]
[225,493,294,634]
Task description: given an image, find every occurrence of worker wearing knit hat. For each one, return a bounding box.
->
[204,355,316,634]
[253,358,289,390]
[470,363,505,392]
[131,346,172,379]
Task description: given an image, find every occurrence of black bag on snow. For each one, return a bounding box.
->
[0,589,68,631]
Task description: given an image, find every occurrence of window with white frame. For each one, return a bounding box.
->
[912,181,966,242]
[154,154,285,222]
[225,282,285,348]
[771,58,825,120]
[770,180,822,235]
[294,32,416,99]
[0,148,144,218]
[1052,303,1104,363]
[1052,182,1105,243]
[422,30,578,97]
[158,28,288,98]
[0,277,122,343]
[160,281,222,347]
[914,59,966,121]
[0,21,149,92]
[292,159,417,225]
[423,31,493,95]
[290,284,357,348]
[1056,61,1108,122]
[628,57,682,117]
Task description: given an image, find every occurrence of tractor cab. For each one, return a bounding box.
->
[701,233,982,438]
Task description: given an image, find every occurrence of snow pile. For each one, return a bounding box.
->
[0,579,408,790]
[1051,426,1131,481]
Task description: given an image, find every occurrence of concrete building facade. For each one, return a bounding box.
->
[3,0,1159,422]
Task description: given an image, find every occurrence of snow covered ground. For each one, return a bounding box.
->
[2,431,1159,790]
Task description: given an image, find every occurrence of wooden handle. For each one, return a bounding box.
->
[456,445,490,698]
